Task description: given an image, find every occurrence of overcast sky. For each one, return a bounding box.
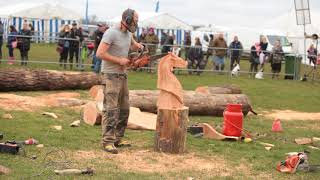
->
[1,0,320,28]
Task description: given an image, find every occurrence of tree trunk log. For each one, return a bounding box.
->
[130,90,251,116]
[154,107,189,154]
[0,69,101,91]
[195,84,242,94]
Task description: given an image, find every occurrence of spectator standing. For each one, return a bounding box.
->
[206,34,214,61]
[229,36,243,70]
[0,21,3,61]
[92,24,108,73]
[213,33,227,72]
[162,33,175,53]
[160,30,168,45]
[250,42,261,77]
[145,27,159,72]
[138,28,147,43]
[259,36,268,69]
[184,32,191,60]
[187,37,204,75]
[7,25,18,65]
[307,44,317,65]
[58,25,71,69]
[145,27,159,55]
[69,21,84,70]
[17,23,32,66]
[270,40,284,79]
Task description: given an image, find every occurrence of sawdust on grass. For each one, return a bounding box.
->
[0,92,84,111]
[262,110,320,121]
[72,149,252,177]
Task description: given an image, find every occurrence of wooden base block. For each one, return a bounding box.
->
[155,107,189,154]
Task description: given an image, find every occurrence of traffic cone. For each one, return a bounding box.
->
[272,119,283,132]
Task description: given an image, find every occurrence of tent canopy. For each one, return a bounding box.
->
[108,12,193,30]
[0,3,81,20]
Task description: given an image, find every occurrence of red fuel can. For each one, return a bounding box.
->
[223,104,244,137]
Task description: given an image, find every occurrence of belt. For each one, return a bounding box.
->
[102,73,127,78]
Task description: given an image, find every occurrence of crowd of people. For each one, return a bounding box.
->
[0,21,33,65]
[57,22,84,70]
[0,20,292,79]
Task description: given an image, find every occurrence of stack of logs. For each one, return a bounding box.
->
[82,84,251,126]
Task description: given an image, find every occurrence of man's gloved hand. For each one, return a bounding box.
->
[119,57,131,66]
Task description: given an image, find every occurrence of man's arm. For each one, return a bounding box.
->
[96,42,130,66]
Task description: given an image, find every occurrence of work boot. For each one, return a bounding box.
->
[115,140,131,148]
[103,144,118,154]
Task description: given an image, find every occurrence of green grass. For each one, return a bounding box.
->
[1,44,320,179]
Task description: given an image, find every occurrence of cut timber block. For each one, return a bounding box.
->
[128,107,156,131]
[295,138,313,145]
[155,107,189,154]
[89,85,104,99]
[200,123,239,141]
[83,102,102,126]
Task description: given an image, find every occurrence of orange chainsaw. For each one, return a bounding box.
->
[129,45,167,69]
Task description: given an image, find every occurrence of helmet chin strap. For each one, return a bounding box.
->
[121,20,137,33]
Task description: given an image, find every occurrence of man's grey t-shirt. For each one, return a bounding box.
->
[101,26,132,74]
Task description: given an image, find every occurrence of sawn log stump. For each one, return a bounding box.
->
[155,107,189,154]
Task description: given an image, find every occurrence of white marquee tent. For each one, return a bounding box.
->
[107,12,193,45]
[263,9,320,57]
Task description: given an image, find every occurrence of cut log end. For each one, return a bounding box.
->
[83,102,102,126]
[155,107,189,154]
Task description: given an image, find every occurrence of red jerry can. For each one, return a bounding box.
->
[223,104,244,137]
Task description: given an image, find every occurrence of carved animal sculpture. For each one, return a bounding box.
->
[157,53,188,109]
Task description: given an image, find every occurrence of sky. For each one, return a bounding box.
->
[1,0,320,28]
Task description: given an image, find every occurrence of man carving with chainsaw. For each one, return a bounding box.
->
[96,9,143,154]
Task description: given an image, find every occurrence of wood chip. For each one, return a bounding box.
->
[265,147,272,151]
[43,112,58,119]
[308,146,320,150]
[2,114,13,119]
[259,142,275,147]
[52,126,62,131]
[312,137,320,147]
[295,138,312,145]
[70,120,80,127]
[0,165,10,175]
[36,144,44,148]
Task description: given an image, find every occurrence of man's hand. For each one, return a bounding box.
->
[118,57,131,66]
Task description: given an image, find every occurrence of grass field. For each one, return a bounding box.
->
[1,44,320,179]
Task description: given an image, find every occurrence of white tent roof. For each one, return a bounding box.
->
[0,3,81,20]
[107,12,193,30]
[263,9,320,38]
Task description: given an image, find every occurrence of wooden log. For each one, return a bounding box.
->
[0,68,101,92]
[83,101,102,126]
[195,84,242,94]
[130,90,251,116]
[155,107,189,153]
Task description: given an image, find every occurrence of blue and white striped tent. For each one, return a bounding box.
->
[0,3,81,43]
[0,17,79,43]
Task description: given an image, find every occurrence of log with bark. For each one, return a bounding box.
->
[0,69,101,92]
[195,84,242,94]
[129,90,251,116]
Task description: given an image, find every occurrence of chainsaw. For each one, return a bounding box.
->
[129,45,167,69]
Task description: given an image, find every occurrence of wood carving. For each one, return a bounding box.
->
[157,53,188,109]
[155,53,189,154]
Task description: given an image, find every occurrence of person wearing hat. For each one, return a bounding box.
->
[92,23,108,73]
[96,9,143,154]
[145,27,159,72]
[69,21,83,70]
